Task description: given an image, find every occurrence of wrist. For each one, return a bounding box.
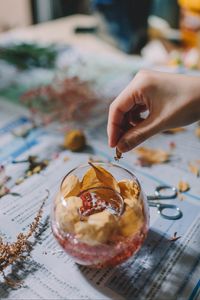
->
[182,76,200,122]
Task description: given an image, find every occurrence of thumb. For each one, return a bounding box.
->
[117,117,161,152]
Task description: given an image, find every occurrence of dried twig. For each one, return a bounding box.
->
[0,190,49,281]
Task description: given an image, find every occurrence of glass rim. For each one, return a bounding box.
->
[60,162,142,194]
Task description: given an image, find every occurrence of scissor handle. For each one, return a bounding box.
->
[149,185,177,200]
[156,203,183,220]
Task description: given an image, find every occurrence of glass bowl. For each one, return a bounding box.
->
[51,163,149,268]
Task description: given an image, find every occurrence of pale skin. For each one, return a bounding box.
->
[107,70,200,152]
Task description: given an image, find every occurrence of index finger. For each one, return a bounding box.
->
[107,86,136,147]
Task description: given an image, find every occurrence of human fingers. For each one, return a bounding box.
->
[107,85,140,147]
[117,116,161,152]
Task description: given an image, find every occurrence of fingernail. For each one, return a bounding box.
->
[117,139,131,153]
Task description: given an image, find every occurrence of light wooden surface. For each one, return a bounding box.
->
[0,14,127,58]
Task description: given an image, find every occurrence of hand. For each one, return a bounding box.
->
[107,70,200,152]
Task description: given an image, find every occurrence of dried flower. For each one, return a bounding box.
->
[21,77,106,125]
[13,156,49,185]
[0,190,49,279]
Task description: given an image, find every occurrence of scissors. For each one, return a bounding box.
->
[147,185,183,220]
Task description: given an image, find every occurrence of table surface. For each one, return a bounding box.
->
[0,14,200,300]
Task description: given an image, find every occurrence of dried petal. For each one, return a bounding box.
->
[188,163,199,177]
[81,162,120,192]
[195,127,200,138]
[118,206,143,237]
[74,210,118,245]
[114,148,122,161]
[61,175,81,198]
[118,179,140,200]
[55,196,82,233]
[178,180,190,192]
[15,177,24,185]
[163,127,186,134]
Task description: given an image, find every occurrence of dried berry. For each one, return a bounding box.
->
[64,130,86,152]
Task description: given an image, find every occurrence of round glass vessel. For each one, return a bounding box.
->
[51,163,149,268]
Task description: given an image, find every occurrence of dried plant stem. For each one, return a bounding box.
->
[0,190,49,276]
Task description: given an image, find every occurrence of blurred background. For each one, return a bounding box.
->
[0,0,199,56]
[0,0,200,113]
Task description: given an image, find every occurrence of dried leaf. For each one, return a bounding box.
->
[114,148,122,161]
[178,180,190,192]
[118,180,140,200]
[195,127,200,138]
[188,163,199,177]
[61,175,81,198]
[135,147,170,166]
[81,162,120,192]
[78,188,124,217]
[118,206,143,237]
[163,127,186,134]
[55,196,82,233]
